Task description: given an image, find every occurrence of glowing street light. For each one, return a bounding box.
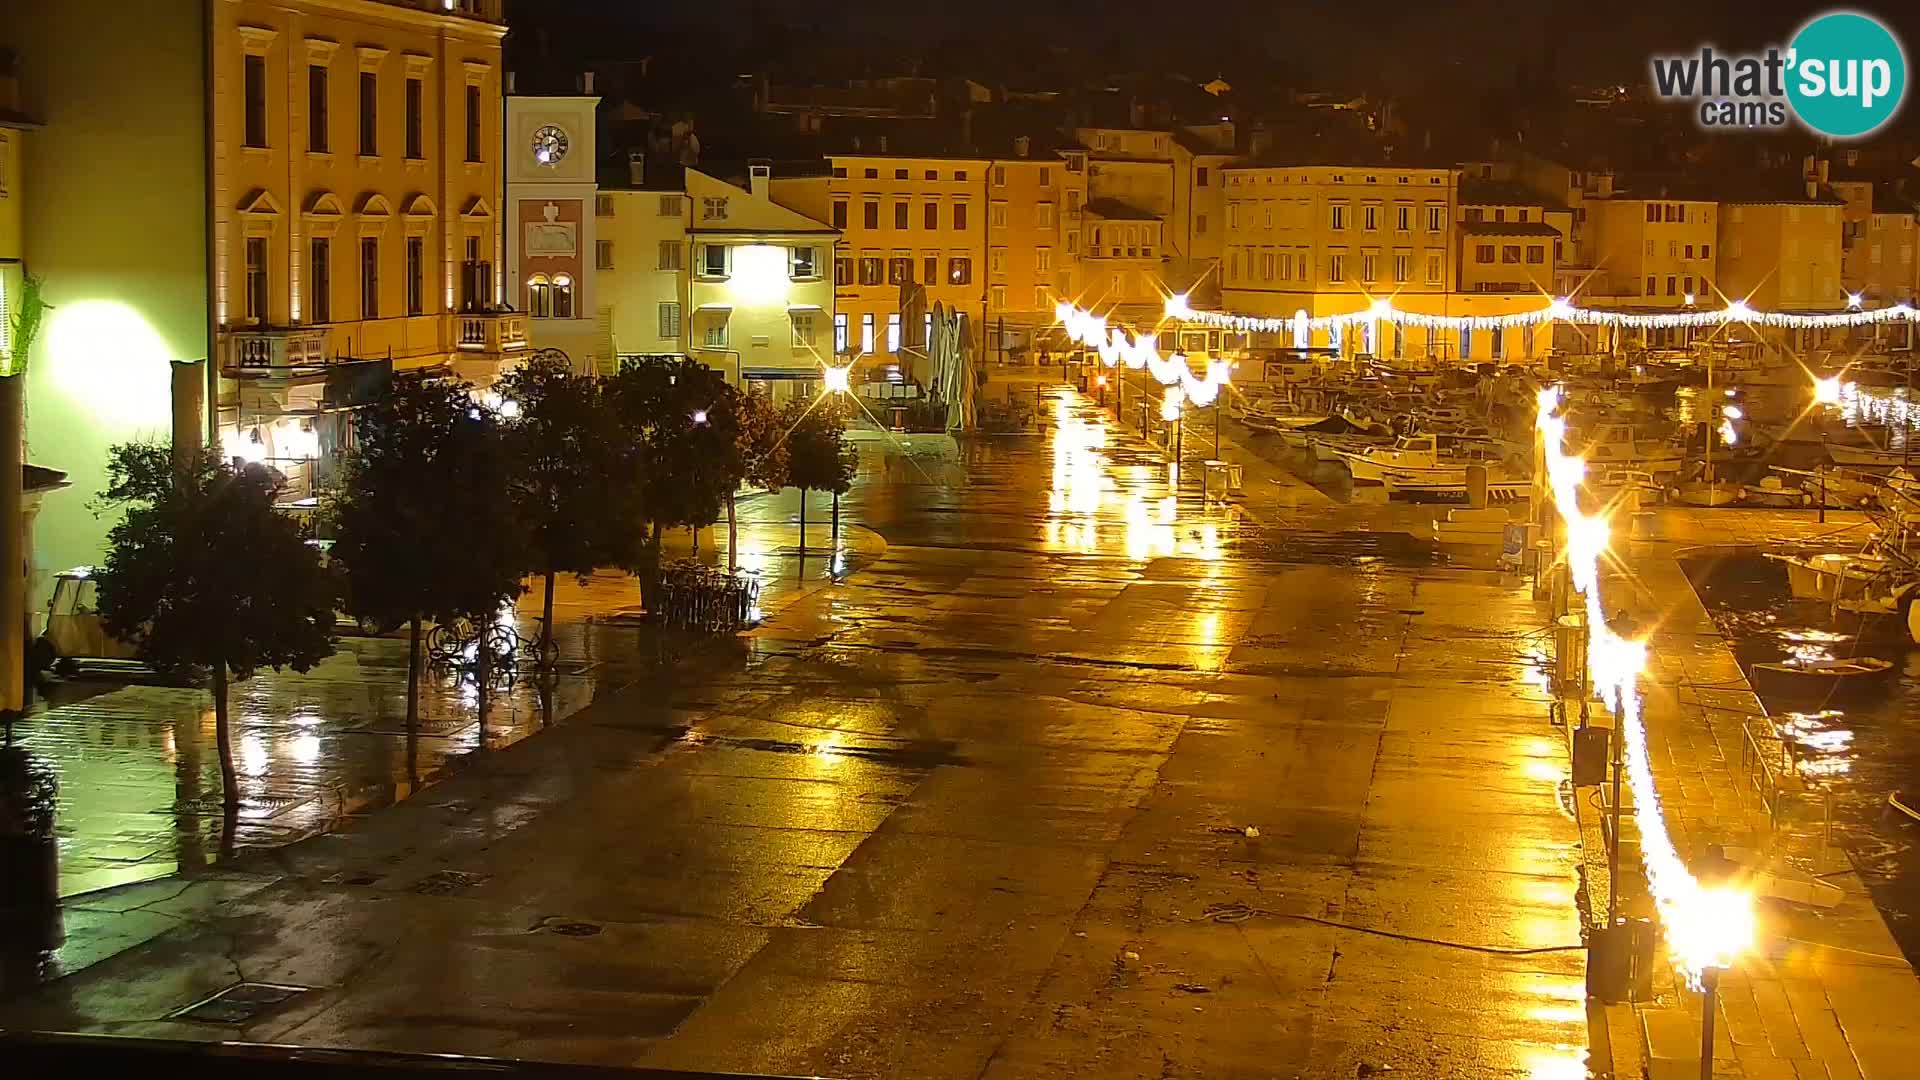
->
[691,409,709,425]
[1813,375,1843,406]
[1847,291,1865,310]
[821,361,853,395]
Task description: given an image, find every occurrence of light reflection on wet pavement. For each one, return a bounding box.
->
[15,539,856,899]
[2,386,1590,1079]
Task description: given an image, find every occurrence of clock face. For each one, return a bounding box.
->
[531,124,569,166]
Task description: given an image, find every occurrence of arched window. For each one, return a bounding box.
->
[552,273,574,319]
[527,274,551,317]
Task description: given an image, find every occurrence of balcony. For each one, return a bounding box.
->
[225,326,330,373]
[456,311,529,355]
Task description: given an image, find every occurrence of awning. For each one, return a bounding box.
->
[742,367,824,381]
[694,302,734,312]
[787,303,825,311]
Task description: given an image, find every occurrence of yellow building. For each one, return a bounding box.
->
[2,0,513,598]
[683,167,838,395]
[983,139,1085,357]
[600,161,693,368]
[1832,176,1918,310]
[0,60,24,364]
[813,153,988,378]
[1074,128,1175,325]
[1717,193,1844,315]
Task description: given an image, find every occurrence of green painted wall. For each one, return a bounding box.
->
[0,1,208,605]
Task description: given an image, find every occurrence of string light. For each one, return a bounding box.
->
[1056,303,1233,410]
[1536,387,1754,987]
[1164,293,1919,335]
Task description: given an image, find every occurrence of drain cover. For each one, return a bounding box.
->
[414,870,488,896]
[173,982,310,1024]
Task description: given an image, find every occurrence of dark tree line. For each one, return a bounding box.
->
[91,354,855,809]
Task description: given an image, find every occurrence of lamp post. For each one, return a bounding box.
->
[1699,966,1722,1080]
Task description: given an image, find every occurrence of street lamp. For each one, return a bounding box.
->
[692,408,709,425]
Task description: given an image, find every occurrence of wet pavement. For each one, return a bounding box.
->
[2,388,1589,1078]
[13,526,873,898]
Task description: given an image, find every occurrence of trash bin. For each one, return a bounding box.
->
[1202,459,1229,499]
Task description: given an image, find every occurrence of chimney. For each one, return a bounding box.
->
[1014,135,1031,158]
[505,70,517,95]
[749,162,771,200]
[582,71,595,95]
[878,134,889,153]
[1818,158,1830,185]
[628,149,646,187]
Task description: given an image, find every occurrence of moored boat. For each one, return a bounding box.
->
[1751,656,1894,701]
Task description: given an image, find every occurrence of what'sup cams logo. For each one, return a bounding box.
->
[1650,10,1907,138]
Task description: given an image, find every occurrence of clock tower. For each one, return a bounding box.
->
[505,77,600,371]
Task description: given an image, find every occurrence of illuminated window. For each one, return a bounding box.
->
[791,246,818,279]
[888,256,912,285]
[948,256,972,284]
[527,273,551,317]
[860,256,883,285]
[792,312,816,346]
[834,257,851,286]
[833,313,848,352]
[860,313,875,353]
[887,313,901,352]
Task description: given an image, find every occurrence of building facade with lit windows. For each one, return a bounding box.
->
[1830,174,1918,341]
[598,159,692,370]
[1716,192,1844,321]
[1073,128,1179,325]
[810,153,989,377]
[980,138,1087,358]
[2,0,512,601]
[682,166,838,395]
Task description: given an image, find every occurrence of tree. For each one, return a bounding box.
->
[605,356,744,599]
[329,375,526,730]
[93,444,336,806]
[496,355,638,661]
[784,395,858,560]
[727,389,789,571]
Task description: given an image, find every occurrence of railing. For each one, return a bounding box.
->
[227,327,330,370]
[1739,716,1834,845]
[456,312,529,354]
[377,0,504,22]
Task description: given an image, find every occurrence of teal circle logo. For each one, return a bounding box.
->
[1787,11,1907,138]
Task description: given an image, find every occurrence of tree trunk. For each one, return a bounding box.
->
[476,624,491,741]
[831,488,841,572]
[406,616,422,731]
[642,520,664,611]
[541,569,556,663]
[211,662,237,809]
[727,490,738,573]
[798,489,808,562]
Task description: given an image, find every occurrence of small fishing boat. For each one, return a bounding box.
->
[1668,479,1743,507]
[1742,476,1812,508]
[1828,443,1918,469]
[1331,433,1507,485]
[1751,656,1894,701]
[1572,422,1684,476]
[1766,552,1887,602]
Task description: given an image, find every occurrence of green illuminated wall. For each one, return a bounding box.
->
[0,1,208,604]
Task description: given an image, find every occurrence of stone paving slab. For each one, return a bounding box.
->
[1571,541,1920,1079]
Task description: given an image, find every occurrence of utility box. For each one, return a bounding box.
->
[1571,724,1609,786]
[1588,917,1656,1003]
